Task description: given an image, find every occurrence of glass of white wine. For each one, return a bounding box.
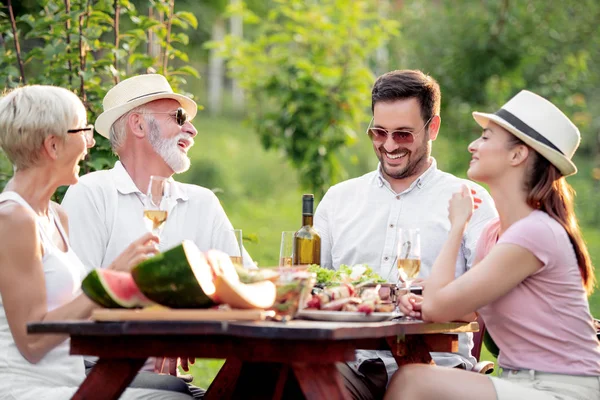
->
[229,229,244,265]
[397,228,421,291]
[279,231,295,268]
[143,176,170,236]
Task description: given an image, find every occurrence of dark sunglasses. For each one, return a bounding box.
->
[366,115,434,145]
[142,107,189,126]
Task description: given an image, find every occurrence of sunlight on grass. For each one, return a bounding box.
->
[188,359,225,389]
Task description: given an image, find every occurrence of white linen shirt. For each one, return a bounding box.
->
[314,158,498,382]
[62,161,248,273]
[62,161,253,373]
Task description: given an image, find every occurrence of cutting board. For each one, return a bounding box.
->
[92,308,275,322]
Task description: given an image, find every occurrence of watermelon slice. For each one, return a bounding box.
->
[132,240,217,309]
[132,241,277,310]
[82,269,154,309]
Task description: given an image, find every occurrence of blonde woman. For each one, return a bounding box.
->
[0,85,191,399]
[389,91,600,400]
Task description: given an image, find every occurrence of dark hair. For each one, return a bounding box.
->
[371,70,441,124]
[508,135,595,294]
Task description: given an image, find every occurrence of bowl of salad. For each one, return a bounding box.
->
[269,268,316,318]
[307,264,387,287]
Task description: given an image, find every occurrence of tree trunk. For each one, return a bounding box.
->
[208,17,226,116]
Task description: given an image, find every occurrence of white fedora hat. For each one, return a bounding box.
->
[472,90,580,176]
[95,74,197,139]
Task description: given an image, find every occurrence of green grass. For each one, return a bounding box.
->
[178,116,600,388]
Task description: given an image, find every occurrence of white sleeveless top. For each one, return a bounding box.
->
[0,192,191,400]
[0,191,87,397]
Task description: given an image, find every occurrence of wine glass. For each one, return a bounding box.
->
[143,176,170,236]
[229,229,244,265]
[279,231,295,268]
[396,228,421,291]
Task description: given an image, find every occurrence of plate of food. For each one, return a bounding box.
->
[296,309,397,322]
[296,272,400,321]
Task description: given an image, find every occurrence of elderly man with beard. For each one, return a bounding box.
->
[61,74,247,399]
[313,70,498,400]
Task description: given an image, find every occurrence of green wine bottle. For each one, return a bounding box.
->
[293,194,321,266]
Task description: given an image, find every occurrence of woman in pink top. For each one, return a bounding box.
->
[386,90,600,400]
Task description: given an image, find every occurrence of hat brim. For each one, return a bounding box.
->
[472,111,577,176]
[95,93,198,139]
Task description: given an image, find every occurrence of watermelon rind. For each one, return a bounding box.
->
[132,240,217,309]
[81,270,125,309]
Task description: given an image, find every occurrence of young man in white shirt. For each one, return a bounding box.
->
[62,74,248,399]
[314,70,498,400]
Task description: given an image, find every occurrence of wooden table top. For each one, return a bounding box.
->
[28,318,478,340]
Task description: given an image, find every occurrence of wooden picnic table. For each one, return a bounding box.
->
[27,318,478,400]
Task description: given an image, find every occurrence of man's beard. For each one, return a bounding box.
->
[147,119,191,174]
[378,137,430,180]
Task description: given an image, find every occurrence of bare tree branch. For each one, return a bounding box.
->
[7,0,26,84]
[64,0,73,86]
[113,0,120,84]
[162,0,175,76]
[78,6,86,103]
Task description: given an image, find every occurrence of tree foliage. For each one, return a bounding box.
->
[212,0,399,197]
[0,0,199,197]
[395,0,600,171]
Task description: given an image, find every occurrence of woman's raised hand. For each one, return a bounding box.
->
[108,232,159,272]
[448,185,481,229]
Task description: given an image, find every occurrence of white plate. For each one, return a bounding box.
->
[296,309,398,322]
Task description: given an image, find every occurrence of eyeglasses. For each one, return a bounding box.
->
[366,115,434,145]
[67,124,94,145]
[140,107,189,126]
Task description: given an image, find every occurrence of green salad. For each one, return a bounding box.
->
[307,264,386,286]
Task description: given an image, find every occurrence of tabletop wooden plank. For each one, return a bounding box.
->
[92,308,274,322]
[70,335,359,362]
[28,319,478,340]
[68,333,459,362]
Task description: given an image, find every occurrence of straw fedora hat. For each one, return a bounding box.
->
[95,74,197,139]
[472,90,580,176]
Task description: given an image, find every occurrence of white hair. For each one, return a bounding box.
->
[0,85,86,170]
[108,104,147,154]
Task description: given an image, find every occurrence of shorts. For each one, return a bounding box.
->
[489,369,600,400]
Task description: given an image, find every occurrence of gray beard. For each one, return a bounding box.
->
[147,119,191,174]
